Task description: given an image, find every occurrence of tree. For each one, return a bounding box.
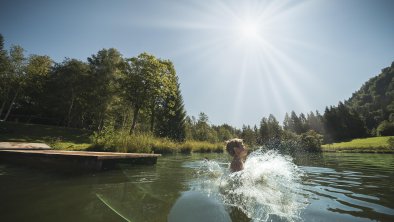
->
[323,103,367,142]
[376,120,394,136]
[299,113,308,133]
[267,114,282,139]
[149,59,178,133]
[283,112,291,131]
[290,111,304,134]
[155,79,187,141]
[241,125,257,145]
[184,116,196,140]
[259,117,269,144]
[21,54,53,119]
[307,111,324,135]
[0,34,10,119]
[122,52,169,133]
[216,124,236,142]
[193,112,218,142]
[258,114,282,144]
[2,45,26,121]
[88,48,124,130]
[51,59,90,127]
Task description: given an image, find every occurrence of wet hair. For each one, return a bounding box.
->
[226,138,244,157]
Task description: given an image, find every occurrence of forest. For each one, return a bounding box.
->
[1,33,393,152]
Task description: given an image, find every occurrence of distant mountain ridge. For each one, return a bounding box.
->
[345,61,394,132]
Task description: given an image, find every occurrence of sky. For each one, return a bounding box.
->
[1,0,393,128]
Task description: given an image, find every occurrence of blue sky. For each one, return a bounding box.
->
[1,0,393,128]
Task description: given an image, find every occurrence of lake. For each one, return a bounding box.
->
[0,151,393,222]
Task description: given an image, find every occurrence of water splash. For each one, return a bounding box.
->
[189,149,308,222]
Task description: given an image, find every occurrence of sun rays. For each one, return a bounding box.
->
[141,0,322,125]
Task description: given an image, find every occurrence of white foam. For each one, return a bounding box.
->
[190,149,308,222]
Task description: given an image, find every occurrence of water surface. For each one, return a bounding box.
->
[0,152,393,222]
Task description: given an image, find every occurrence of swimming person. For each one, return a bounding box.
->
[226,138,248,172]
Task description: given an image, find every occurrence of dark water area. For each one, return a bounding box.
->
[0,152,393,222]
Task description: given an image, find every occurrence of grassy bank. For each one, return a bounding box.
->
[0,122,224,154]
[91,129,224,154]
[322,136,394,153]
[0,121,92,150]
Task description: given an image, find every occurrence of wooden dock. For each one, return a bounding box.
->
[0,143,161,172]
[0,142,51,150]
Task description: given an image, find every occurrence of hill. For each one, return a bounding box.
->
[345,62,394,132]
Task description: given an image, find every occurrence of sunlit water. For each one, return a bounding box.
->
[0,151,393,222]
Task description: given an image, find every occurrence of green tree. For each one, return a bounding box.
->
[241,125,257,145]
[0,34,11,118]
[148,59,178,133]
[51,59,90,127]
[215,124,236,142]
[259,117,269,144]
[376,120,394,136]
[267,114,282,139]
[2,45,26,121]
[283,112,291,131]
[258,114,282,144]
[155,79,187,141]
[307,111,324,135]
[88,48,124,130]
[122,53,169,133]
[291,111,304,134]
[21,54,53,119]
[184,116,196,140]
[194,112,218,142]
[323,103,367,142]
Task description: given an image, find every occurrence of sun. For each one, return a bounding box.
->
[234,19,261,43]
[239,21,259,39]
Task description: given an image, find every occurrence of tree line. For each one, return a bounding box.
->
[185,62,394,148]
[0,34,187,141]
[1,33,393,148]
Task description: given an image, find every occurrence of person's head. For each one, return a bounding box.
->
[226,138,246,157]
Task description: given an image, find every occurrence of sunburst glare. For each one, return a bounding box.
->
[147,0,321,125]
[237,20,260,40]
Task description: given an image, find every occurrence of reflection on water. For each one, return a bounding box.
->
[297,153,394,222]
[0,152,393,222]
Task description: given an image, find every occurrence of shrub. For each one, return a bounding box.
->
[90,128,224,154]
[151,137,178,154]
[299,130,323,152]
[90,127,153,153]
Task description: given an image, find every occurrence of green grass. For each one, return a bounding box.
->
[322,136,394,153]
[91,129,224,154]
[0,122,225,154]
[0,121,92,150]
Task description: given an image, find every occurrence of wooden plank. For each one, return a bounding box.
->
[0,149,160,159]
[0,142,51,150]
[0,149,161,172]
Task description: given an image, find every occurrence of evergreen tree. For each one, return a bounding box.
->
[155,81,187,141]
[259,117,269,144]
[283,112,291,131]
[291,111,302,134]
